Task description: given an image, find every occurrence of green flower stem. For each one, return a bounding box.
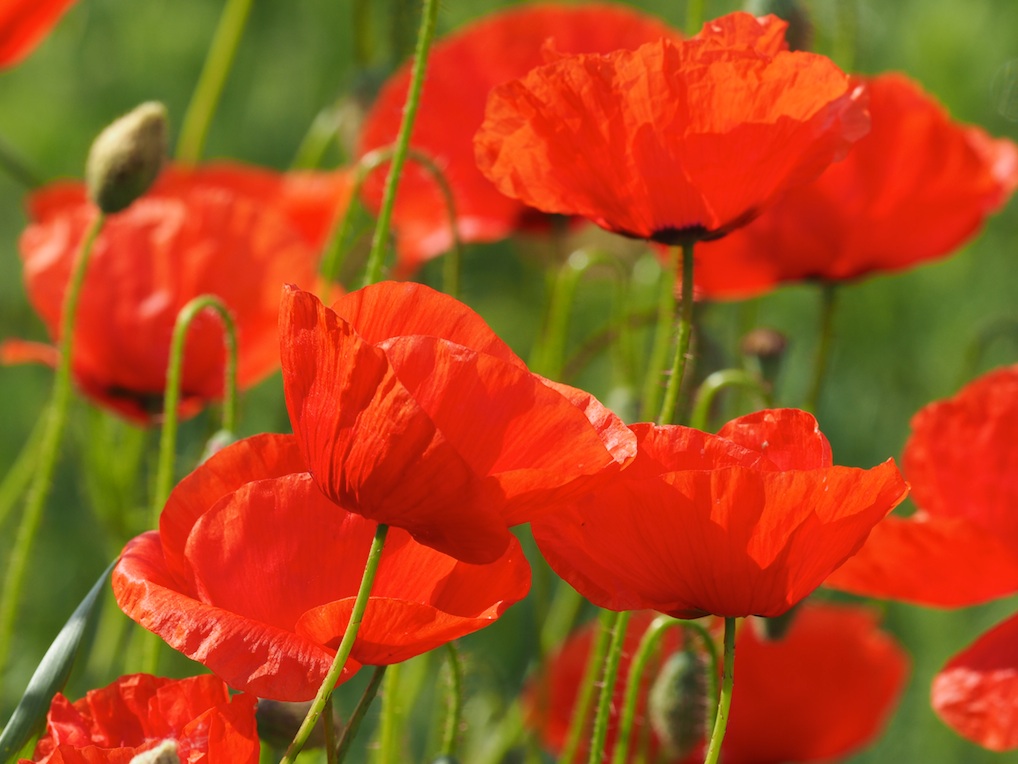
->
[151,295,238,527]
[804,284,839,414]
[0,213,105,678]
[703,617,737,764]
[539,583,585,660]
[377,661,402,764]
[362,0,441,287]
[689,369,772,432]
[291,104,347,170]
[0,133,42,188]
[686,0,705,31]
[318,147,461,296]
[558,609,614,764]
[176,0,253,163]
[282,523,390,763]
[0,416,46,530]
[612,615,676,764]
[334,665,387,762]
[440,642,464,758]
[639,248,679,421]
[587,610,632,764]
[658,241,696,425]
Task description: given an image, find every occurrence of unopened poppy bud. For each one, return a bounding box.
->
[744,0,814,51]
[129,740,179,764]
[648,648,710,759]
[756,600,801,640]
[741,327,787,388]
[256,699,340,750]
[86,101,168,214]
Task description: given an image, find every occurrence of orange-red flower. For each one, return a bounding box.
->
[358,2,679,273]
[528,603,907,763]
[0,0,76,68]
[112,433,531,702]
[532,409,907,618]
[475,12,868,245]
[20,673,259,763]
[694,73,1018,298]
[6,162,351,424]
[932,611,1018,752]
[826,365,1018,606]
[280,282,636,564]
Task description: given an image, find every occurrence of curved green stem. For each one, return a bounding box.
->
[377,662,403,764]
[0,213,105,678]
[640,249,679,421]
[689,369,771,432]
[612,615,676,764]
[176,0,254,163]
[440,642,465,758]
[0,416,46,531]
[334,665,387,762]
[362,0,441,287]
[587,610,632,764]
[804,284,839,414]
[558,610,614,764]
[0,133,42,187]
[703,617,737,764]
[282,523,390,763]
[151,295,238,526]
[658,242,696,425]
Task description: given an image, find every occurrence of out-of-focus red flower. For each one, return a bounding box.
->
[932,611,1018,752]
[112,433,531,702]
[5,162,351,424]
[475,12,868,246]
[0,0,76,68]
[532,409,907,619]
[358,2,679,274]
[19,673,259,763]
[528,603,907,763]
[694,73,1018,298]
[827,365,1018,606]
[280,282,636,564]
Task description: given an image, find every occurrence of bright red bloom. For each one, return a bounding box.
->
[532,409,907,618]
[7,162,351,424]
[932,611,1018,752]
[827,365,1018,606]
[694,73,1018,298]
[475,12,868,245]
[112,433,531,702]
[20,673,259,764]
[280,282,636,564]
[529,603,907,763]
[358,2,679,274]
[0,0,76,68]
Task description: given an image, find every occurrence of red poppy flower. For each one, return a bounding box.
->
[112,433,531,702]
[529,603,906,763]
[826,365,1018,606]
[0,0,76,68]
[6,162,351,424]
[694,73,1018,298]
[20,673,259,763]
[358,2,679,274]
[532,409,908,619]
[932,611,1018,752]
[474,12,869,246]
[280,282,636,564]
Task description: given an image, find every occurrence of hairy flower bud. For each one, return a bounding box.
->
[86,101,168,214]
[648,648,710,759]
[129,740,180,764]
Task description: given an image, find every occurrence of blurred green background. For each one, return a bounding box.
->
[1,0,1017,761]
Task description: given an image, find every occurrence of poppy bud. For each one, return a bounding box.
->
[128,740,179,764]
[743,0,814,51]
[648,647,710,759]
[741,327,787,389]
[86,101,168,214]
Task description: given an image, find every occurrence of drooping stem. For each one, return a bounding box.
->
[804,284,839,414]
[362,0,441,287]
[151,295,238,526]
[702,617,737,764]
[334,666,387,762]
[281,523,390,763]
[0,213,105,678]
[558,609,614,764]
[689,369,771,432]
[586,610,632,764]
[176,0,254,163]
[440,642,465,758]
[658,241,696,425]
